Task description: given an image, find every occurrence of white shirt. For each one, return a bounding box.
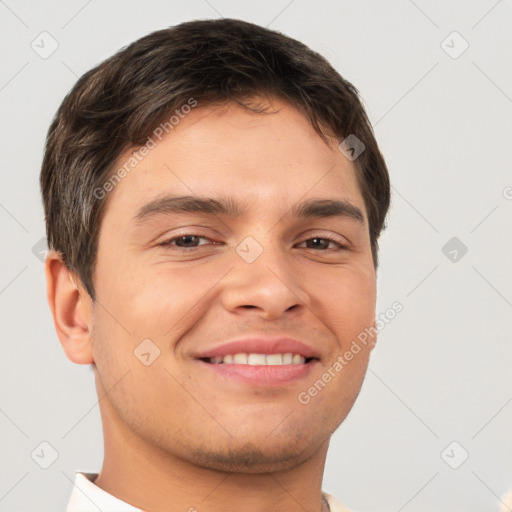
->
[66,472,353,512]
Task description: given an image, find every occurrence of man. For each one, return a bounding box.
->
[41,18,390,512]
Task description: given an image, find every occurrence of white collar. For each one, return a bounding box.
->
[65,472,141,512]
[66,472,352,512]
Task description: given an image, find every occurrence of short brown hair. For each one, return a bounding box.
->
[40,18,390,299]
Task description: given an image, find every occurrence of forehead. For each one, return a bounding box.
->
[103,98,364,222]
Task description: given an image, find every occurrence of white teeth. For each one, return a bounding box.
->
[282,353,293,364]
[293,354,305,364]
[266,354,283,365]
[209,353,309,365]
[247,353,266,365]
[233,353,248,364]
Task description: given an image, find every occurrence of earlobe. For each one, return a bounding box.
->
[45,252,94,365]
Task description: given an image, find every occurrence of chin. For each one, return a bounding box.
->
[185,438,318,474]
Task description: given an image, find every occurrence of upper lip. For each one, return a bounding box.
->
[195,336,321,360]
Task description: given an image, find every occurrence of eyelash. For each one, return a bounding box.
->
[158,234,349,251]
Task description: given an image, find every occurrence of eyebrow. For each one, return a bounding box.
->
[134,195,365,224]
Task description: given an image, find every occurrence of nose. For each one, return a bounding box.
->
[220,240,307,321]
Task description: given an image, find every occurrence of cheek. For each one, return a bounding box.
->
[307,264,376,338]
[90,305,132,373]
[120,262,231,340]
[95,237,202,333]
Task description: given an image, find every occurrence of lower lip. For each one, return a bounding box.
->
[199,360,318,386]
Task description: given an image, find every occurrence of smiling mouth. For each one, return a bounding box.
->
[200,353,316,365]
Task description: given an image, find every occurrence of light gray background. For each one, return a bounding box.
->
[1,1,511,511]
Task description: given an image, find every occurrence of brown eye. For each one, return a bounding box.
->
[305,238,331,250]
[159,235,212,249]
[174,235,202,247]
[298,237,347,250]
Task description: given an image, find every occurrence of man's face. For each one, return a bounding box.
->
[90,97,377,472]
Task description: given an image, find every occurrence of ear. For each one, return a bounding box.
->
[45,251,94,364]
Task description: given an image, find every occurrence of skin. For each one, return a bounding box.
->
[46,97,377,512]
